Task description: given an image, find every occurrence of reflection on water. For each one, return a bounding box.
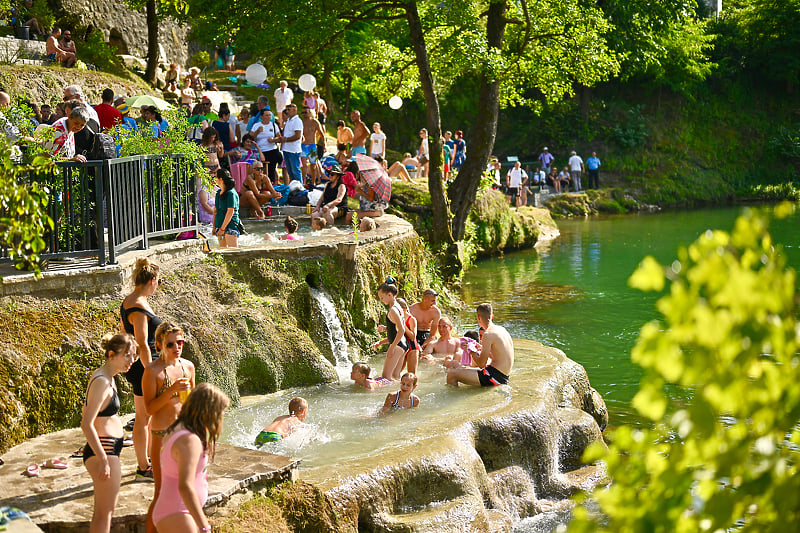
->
[460,205,800,427]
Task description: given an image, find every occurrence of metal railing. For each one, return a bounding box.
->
[3,154,198,267]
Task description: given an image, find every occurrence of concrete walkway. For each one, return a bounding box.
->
[0,427,299,532]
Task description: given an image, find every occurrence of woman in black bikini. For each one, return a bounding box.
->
[120,257,162,479]
[143,321,195,533]
[81,333,137,533]
[375,277,407,381]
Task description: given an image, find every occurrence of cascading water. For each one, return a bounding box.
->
[309,287,355,377]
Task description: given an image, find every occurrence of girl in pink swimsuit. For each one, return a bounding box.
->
[152,383,229,533]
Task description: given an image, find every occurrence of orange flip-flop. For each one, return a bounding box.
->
[42,459,68,469]
[26,464,39,477]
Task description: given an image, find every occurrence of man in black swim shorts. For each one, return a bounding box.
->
[447,303,514,387]
[410,288,441,352]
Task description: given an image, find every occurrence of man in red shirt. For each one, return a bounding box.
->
[93,88,123,131]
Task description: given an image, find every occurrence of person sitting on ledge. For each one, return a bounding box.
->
[387,152,417,182]
[254,397,308,445]
[45,27,76,67]
[446,303,514,387]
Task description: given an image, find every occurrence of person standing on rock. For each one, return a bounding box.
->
[81,333,137,533]
[152,383,229,533]
[446,303,514,387]
[410,289,441,353]
[120,257,163,480]
[350,110,369,156]
[143,322,195,533]
[586,151,601,189]
[568,150,584,192]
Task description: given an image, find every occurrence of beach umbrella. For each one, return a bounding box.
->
[353,154,391,203]
[125,95,173,111]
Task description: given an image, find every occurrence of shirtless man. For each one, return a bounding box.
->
[301,107,326,184]
[409,289,441,352]
[446,303,514,387]
[46,28,76,67]
[350,110,369,156]
[420,316,460,364]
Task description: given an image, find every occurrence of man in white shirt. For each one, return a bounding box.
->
[279,103,303,182]
[506,161,527,208]
[370,122,386,159]
[63,84,99,126]
[568,150,585,192]
[273,81,293,114]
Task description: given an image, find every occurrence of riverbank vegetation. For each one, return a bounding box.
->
[571,203,800,531]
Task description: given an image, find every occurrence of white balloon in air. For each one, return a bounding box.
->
[298,74,317,91]
[388,96,403,109]
[245,64,267,85]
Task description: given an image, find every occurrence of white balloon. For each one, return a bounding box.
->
[298,74,317,92]
[245,64,267,85]
[388,96,403,110]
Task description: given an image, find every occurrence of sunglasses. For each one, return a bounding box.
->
[166,339,185,348]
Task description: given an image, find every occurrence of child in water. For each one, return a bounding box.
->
[351,362,392,390]
[380,372,420,414]
[254,396,308,445]
[444,330,482,369]
[265,216,303,241]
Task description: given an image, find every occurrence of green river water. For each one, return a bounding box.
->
[458,205,800,428]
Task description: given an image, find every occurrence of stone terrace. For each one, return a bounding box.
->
[0,427,299,532]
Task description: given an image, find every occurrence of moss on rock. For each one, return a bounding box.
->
[0,231,445,453]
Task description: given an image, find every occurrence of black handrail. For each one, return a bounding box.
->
[2,154,198,268]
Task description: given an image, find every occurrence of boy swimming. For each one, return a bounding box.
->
[351,362,392,390]
[254,396,308,445]
[380,372,420,415]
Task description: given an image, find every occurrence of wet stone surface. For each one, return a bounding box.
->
[0,427,299,532]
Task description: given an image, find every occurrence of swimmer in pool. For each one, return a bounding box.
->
[351,362,392,390]
[265,216,304,241]
[254,396,308,445]
[379,372,420,415]
[443,330,483,369]
[446,303,514,387]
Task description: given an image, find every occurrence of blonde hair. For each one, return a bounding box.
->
[396,298,409,311]
[171,383,229,461]
[155,321,183,350]
[100,332,137,359]
[132,257,159,286]
[360,217,376,231]
[288,397,308,416]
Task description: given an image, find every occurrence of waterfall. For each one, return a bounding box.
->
[309,288,353,370]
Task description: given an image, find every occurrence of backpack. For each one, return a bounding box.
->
[89,132,117,160]
[286,188,309,206]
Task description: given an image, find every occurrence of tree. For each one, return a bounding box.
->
[186,0,618,273]
[570,204,800,532]
[124,0,189,86]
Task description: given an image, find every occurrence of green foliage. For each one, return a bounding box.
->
[190,50,210,69]
[0,139,54,276]
[570,204,800,532]
[769,124,800,161]
[76,30,126,76]
[612,105,650,150]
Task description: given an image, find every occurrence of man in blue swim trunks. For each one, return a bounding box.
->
[350,110,369,156]
[446,303,514,387]
[301,106,325,183]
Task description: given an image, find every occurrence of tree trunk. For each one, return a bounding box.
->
[579,84,591,122]
[405,1,452,247]
[322,62,335,117]
[448,1,507,241]
[344,75,352,116]
[145,0,159,86]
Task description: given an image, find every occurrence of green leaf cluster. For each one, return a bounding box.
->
[0,139,54,277]
[571,204,800,532]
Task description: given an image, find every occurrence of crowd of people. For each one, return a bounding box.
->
[484,146,603,207]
